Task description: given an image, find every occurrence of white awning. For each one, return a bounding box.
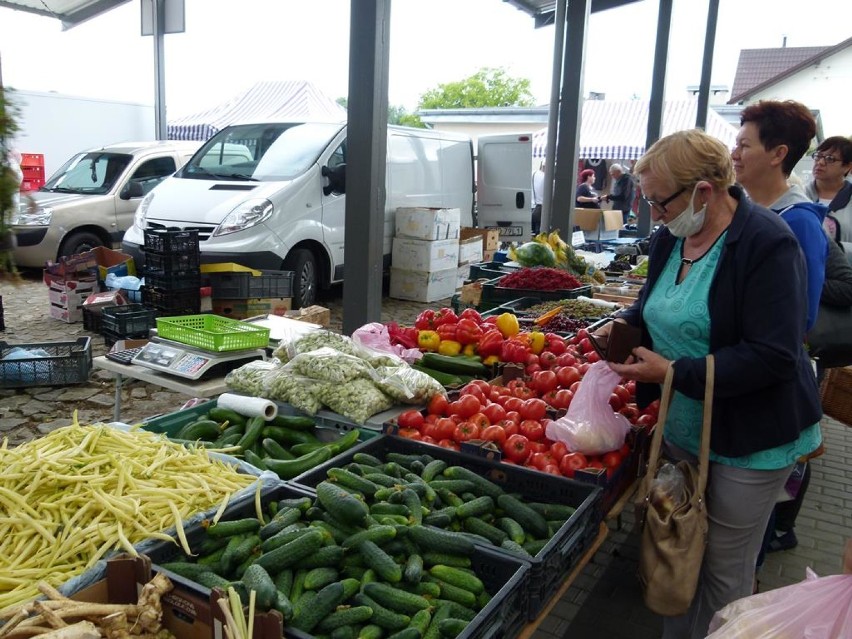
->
[532,99,739,160]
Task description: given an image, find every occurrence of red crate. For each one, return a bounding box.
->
[21,179,45,192]
[20,153,44,168]
[22,165,44,179]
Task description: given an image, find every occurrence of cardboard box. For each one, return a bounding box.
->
[47,277,97,296]
[395,207,461,241]
[285,305,331,327]
[48,289,87,309]
[83,290,128,313]
[43,270,98,290]
[390,267,457,302]
[212,297,292,320]
[44,251,98,279]
[482,249,497,262]
[575,208,623,232]
[456,264,469,290]
[461,227,501,252]
[459,280,485,306]
[458,236,485,265]
[50,302,83,323]
[108,338,149,354]
[392,237,460,272]
[82,246,137,282]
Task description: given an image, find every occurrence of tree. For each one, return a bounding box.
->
[418,67,535,109]
[0,79,21,281]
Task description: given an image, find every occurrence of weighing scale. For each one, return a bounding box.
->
[131,335,266,381]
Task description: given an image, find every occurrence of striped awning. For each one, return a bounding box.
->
[532,99,739,160]
[168,80,348,141]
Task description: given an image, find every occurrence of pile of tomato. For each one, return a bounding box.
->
[394,329,660,480]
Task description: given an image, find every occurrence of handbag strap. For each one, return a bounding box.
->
[642,355,715,495]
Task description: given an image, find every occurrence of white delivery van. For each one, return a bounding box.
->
[475,133,534,239]
[12,140,202,267]
[121,121,476,308]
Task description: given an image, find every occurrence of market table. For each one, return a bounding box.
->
[93,355,228,421]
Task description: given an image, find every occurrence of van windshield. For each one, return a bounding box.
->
[42,152,132,195]
[180,122,344,182]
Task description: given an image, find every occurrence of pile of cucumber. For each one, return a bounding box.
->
[170,406,361,480]
[411,354,491,388]
[161,450,578,639]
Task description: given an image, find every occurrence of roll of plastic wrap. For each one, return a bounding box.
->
[216,393,278,421]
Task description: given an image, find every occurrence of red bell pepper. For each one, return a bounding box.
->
[477,329,504,358]
[415,309,436,331]
[437,323,458,342]
[433,307,458,327]
[544,332,567,355]
[459,308,483,324]
[455,318,483,345]
[501,338,532,364]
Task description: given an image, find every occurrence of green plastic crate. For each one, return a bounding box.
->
[155,314,270,352]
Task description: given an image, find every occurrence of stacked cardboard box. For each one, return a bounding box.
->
[390,207,461,302]
[47,278,97,323]
[460,227,501,263]
[456,232,486,290]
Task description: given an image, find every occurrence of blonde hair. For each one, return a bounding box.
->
[634,129,734,192]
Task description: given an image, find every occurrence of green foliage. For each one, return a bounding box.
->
[0,86,21,278]
[418,67,535,109]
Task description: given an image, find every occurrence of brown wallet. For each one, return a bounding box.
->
[589,321,642,364]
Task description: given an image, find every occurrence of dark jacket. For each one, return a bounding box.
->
[618,186,822,458]
[821,238,852,307]
[609,173,634,214]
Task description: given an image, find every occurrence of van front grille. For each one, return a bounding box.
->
[146,221,218,242]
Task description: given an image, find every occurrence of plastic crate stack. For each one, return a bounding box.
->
[141,228,202,316]
[99,304,157,348]
[19,153,46,192]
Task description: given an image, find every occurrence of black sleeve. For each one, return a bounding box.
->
[821,238,852,306]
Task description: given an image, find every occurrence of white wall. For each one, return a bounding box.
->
[748,48,852,137]
[11,90,155,177]
[429,122,540,153]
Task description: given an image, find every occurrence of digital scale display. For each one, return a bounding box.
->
[131,338,265,380]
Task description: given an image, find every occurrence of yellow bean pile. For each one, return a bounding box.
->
[0,420,256,613]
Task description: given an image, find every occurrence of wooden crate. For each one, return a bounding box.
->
[820,367,852,427]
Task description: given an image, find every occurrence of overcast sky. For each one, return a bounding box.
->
[0,0,849,118]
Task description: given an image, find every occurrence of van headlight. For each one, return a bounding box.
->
[214,199,274,236]
[134,192,155,229]
[12,203,52,226]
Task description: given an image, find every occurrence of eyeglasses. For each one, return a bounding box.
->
[811,152,839,165]
[642,187,685,214]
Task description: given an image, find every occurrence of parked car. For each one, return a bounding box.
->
[11,140,202,267]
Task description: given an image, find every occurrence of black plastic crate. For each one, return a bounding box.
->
[141,287,201,316]
[481,276,593,306]
[0,337,92,388]
[149,483,531,639]
[144,272,201,292]
[468,260,522,281]
[291,434,602,620]
[143,227,200,254]
[143,250,201,276]
[209,270,294,299]
[82,307,103,333]
[100,304,157,336]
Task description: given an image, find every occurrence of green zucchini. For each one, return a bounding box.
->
[263,425,320,446]
[262,437,296,460]
[420,353,488,376]
[265,447,333,480]
[208,407,248,427]
[411,363,463,387]
[271,414,316,430]
[176,419,221,441]
[236,416,266,451]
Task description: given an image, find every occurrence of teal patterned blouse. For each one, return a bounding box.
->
[643,233,821,469]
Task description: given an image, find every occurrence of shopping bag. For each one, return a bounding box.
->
[633,355,713,616]
[706,568,852,638]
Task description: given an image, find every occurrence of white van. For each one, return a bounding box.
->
[121,122,476,308]
[475,133,534,239]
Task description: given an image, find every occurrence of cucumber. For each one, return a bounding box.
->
[195,571,232,590]
[274,569,294,599]
[411,363,463,387]
[197,546,226,570]
[209,406,248,427]
[353,452,383,467]
[290,569,308,604]
[291,581,346,633]
[454,496,494,519]
[265,447,333,480]
[303,567,340,591]
[462,517,507,546]
[499,539,530,556]
[359,540,402,583]
[496,494,548,538]
[522,539,548,555]
[528,502,577,520]
[423,507,454,529]
[327,428,361,455]
[371,502,410,517]
[423,604,454,639]
[241,564,277,609]
[408,526,474,555]
[409,610,432,637]
[259,507,303,540]
[497,517,527,545]
[273,592,294,620]
[399,581,441,598]
[222,534,261,575]
[261,526,315,553]
[243,448,267,470]
[197,536,229,555]
[428,480,475,494]
[159,561,213,580]
[358,625,385,639]
[262,437,296,460]
[438,619,468,638]
[263,425,320,446]
[421,553,471,569]
[317,481,369,527]
[403,553,423,585]
[236,416,266,451]
[271,414,316,430]
[215,432,243,447]
[386,629,421,639]
[354,594,411,631]
[329,467,380,496]
[295,545,345,569]
[441,467,503,500]
[278,496,314,512]
[254,528,325,574]
[177,419,221,441]
[342,525,397,550]
[204,517,261,539]
[420,353,488,376]
[291,442,327,456]
[316,606,375,633]
[420,459,447,483]
[429,566,484,595]
[425,577,476,608]
[219,424,246,440]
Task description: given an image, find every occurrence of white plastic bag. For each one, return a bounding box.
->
[352,322,422,364]
[545,360,631,455]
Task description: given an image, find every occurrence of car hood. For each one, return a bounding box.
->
[143,177,292,225]
[25,191,106,209]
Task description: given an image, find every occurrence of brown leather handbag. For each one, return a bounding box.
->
[634,355,714,616]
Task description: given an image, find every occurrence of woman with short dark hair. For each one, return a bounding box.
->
[575,168,601,209]
[804,135,852,250]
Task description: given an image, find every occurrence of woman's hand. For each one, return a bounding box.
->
[608,346,671,384]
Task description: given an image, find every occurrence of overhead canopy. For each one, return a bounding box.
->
[167,80,348,141]
[0,0,129,29]
[532,99,740,160]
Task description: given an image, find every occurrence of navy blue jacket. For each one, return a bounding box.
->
[619,187,822,458]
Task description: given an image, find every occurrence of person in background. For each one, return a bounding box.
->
[575,168,601,209]
[531,162,545,235]
[606,163,635,224]
[733,99,828,331]
[595,129,822,638]
[804,136,852,252]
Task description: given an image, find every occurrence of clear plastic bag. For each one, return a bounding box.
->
[648,462,687,519]
[272,329,364,363]
[264,369,327,415]
[352,322,423,364]
[545,360,631,455]
[374,365,445,404]
[224,360,281,396]
[707,568,852,638]
[282,346,377,384]
[316,378,394,424]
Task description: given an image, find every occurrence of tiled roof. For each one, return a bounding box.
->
[729,37,852,103]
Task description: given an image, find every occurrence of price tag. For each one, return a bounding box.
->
[571,230,585,247]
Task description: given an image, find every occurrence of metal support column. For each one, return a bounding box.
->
[152,0,167,140]
[342,0,391,335]
[695,0,720,129]
[540,0,567,235]
[637,0,673,237]
[551,0,592,241]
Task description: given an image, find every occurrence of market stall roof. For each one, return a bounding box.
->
[0,0,129,28]
[167,80,348,141]
[531,99,740,160]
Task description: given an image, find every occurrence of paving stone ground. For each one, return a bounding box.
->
[1,268,849,638]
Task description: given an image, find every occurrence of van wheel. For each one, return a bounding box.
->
[285,248,317,309]
[59,232,104,260]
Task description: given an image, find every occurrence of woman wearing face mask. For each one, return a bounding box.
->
[593,129,822,639]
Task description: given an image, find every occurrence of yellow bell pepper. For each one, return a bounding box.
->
[527,331,546,355]
[483,355,500,366]
[496,312,520,338]
[418,330,441,352]
[438,340,462,356]
[462,343,477,357]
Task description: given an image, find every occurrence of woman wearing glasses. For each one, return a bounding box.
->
[805,136,852,251]
[594,129,822,639]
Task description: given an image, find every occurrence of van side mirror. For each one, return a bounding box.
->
[322,164,346,196]
[120,181,145,200]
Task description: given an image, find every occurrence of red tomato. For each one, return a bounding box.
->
[578,337,593,353]
[489,389,503,402]
[585,350,602,363]
[469,412,490,430]
[586,459,605,471]
[542,464,562,476]
[644,399,661,418]
[454,394,482,419]
[467,379,492,395]
[613,385,631,405]
[505,410,521,425]
[620,403,640,423]
[435,418,457,440]
[397,409,425,430]
[482,402,506,424]
[424,413,439,424]
[556,366,581,388]
[460,385,487,405]
[398,428,422,440]
[503,397,524,414]
[542,389,560,407]
[519,419,545,442]
[570,381,582,394]
[532,370,558,394]
[495,418,519,437]
[559,452,588,478]
[553,389,574,410]
[544,333,567,355]
[420,436,438,446]
[450,414,464,424]
[525,353,540,368]
[636,414,657,429]
[576,328,590,341]
[481,424,508,445]
[556,352,577,367]
[530,451,555,470]
[453,421,481,442]
[438,438,459,451]
[538,351,558,369]
[428,394,449,416]
[421,422,440,439]
[549,441,569,460]
[602,450,624,469]
[502,433,531,463]
[625,379,637,397]
[527,441,547,454]
[609,393,623,412]
[520,398,548,421]
[525,363,542,376]
[577,362,591,375]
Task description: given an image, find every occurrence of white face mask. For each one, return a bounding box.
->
[665,184,706,238]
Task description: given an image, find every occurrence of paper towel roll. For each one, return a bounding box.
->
[217,393,278,421]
